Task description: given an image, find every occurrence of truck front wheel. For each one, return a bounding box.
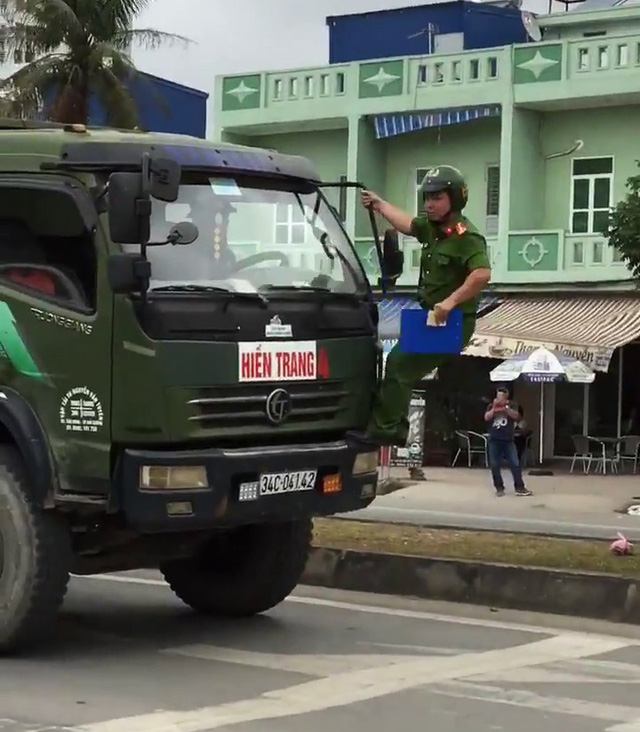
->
[160,519,312,617]
[0,447,71,653]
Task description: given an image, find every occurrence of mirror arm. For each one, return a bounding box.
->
[318,179,387,294]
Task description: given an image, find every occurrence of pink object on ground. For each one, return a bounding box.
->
[610,532,633,555]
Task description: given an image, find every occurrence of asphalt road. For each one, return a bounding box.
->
[4,575,640,731]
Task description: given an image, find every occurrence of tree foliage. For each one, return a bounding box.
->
[0,0,190,128]
[604,160,640,279]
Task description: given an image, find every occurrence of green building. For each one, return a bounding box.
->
[212,2,640,463]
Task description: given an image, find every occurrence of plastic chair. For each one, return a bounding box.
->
[616,435,640,474]
[570,434,593,474]
[452,429,488,467]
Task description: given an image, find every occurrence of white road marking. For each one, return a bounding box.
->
[162,645,427,675]
[470,658,640,684]
[77,634,629,731]
[431,680,640,723]
[74,573,640,643]
[74,574,165,587]
[572,659,640,680]
[357,641,462,655]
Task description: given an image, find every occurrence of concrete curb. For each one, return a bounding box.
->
[302,546,640,624]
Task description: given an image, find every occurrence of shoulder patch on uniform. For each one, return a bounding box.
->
[455,222,467,235]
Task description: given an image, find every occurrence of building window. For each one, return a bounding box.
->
[570,157,613,235]
[274,203,306,245]
[485,165,500,236]
[486,165,500,216]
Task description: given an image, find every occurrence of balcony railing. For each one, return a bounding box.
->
[354,231,630,288]
[501,230,631,283]
[266,65,353,107]
[567,35,640,80]
[409,50,503,89]
[219,47,510,116]
[218,33,640,120]
[354,235,498,289]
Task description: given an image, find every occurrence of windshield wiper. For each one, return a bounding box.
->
[149,284,268,306]
[260,285,361,303]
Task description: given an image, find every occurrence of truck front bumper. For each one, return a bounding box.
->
[116,438,379,532]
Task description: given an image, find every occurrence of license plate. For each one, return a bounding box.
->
[259,470,317,496]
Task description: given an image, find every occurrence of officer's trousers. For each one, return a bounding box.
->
[368,315,477,438]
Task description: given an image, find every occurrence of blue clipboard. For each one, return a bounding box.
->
[398,307,463,354]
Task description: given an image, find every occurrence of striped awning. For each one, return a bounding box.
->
[372,104,501,140]
[463,294,640,372]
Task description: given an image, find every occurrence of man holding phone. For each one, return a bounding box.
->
[484,387,532,497]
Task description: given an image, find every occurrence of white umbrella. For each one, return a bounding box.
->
[489,347,595,465]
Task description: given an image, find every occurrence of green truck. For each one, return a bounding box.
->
[0,119,403,653]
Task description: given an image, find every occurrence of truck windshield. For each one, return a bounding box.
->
[122,173,368,296]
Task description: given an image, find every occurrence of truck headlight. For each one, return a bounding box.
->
[140,465,208,490]
[353,451,379,475]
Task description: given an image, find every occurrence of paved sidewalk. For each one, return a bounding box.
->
[339,465,640,541]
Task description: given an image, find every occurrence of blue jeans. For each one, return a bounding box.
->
[488,439,525,491]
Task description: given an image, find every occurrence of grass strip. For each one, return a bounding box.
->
[312,518,640,576]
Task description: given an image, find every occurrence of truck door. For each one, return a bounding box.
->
[0,178,113,496]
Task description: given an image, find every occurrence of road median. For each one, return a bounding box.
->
[302,518,640,624]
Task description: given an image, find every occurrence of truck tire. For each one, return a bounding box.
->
[160,519,312,617]
[0,446,71,653]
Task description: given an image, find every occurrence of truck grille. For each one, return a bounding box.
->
[187,380,350,429]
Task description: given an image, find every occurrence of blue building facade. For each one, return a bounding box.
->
[88,72,208,138]
[40,71,208,138]
[326,1,530,64]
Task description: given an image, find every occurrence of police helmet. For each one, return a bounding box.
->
[418,165,468,212]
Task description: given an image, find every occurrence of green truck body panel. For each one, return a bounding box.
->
[0,122,380,518]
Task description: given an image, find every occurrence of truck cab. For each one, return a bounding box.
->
[0,121,403,653]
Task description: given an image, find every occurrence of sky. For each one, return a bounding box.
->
[131,0,564,133]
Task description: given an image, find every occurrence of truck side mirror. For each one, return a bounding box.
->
[107,172,151,245]
[107,253,151,294]
[149,156,180,203]
[382,229,404,280]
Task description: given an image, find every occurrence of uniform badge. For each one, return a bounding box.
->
[455,222,467,235]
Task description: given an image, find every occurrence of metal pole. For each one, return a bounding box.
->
[338,175,347,222]
[617,347,624,437]
[378,446,391,485]
[539,382,545,465]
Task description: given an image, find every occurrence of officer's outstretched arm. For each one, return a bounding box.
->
[445,233,492,308]
[446,266,491,308]
[376,201,413,235]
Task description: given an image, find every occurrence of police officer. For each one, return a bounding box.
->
[350,165,492,447]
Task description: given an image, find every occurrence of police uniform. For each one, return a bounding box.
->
[355,166,491,446]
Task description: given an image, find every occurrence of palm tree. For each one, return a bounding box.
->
[0,0,190,127]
